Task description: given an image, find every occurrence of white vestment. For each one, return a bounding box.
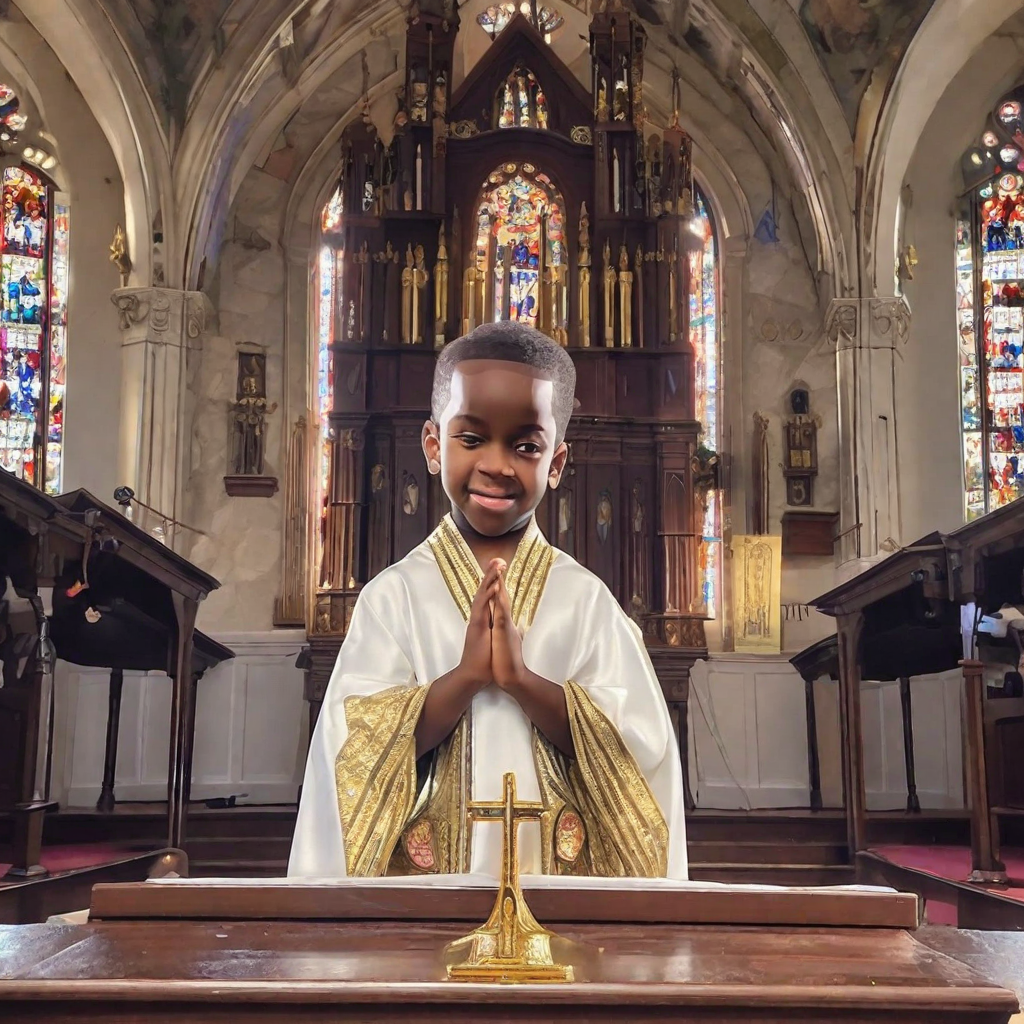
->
[289,515,687,880]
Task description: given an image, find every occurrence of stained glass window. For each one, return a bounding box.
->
[478,2,564,42]
[959,87,1024,517]
[0,158,69,495]
[0,84,26,144]
[475,165,564,330]
[317,185,341,506]
[689,191,720,617]
[495,66,549,130]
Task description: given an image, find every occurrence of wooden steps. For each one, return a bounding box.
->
[3,803,985,885]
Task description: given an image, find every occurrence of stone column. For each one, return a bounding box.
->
[111,287,215,546]
[826,296,910,568]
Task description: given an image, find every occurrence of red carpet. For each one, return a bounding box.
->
[0,843,141,882]
[871,844,1024,922]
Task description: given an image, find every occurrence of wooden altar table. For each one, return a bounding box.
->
[0,881,1019,1023]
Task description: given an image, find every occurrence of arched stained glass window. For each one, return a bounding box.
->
[495,65,549,130]
[689,190,720,617]
[474,164,564,331]
[478,2,564,43]
[0,95,70,495]
[958,86,1024,518]
[315,184,341,575]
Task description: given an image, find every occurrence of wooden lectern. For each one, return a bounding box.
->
[0,876,1018,1022]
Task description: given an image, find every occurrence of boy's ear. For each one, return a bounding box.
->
[548,441,569,489]
[421,419,441,475]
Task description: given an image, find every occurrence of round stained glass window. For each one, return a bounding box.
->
[983,131,1000,148]
[0,84,25,144]
[999,101,1021,123]
[477,2,565,40]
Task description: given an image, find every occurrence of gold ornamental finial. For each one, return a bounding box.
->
[446,773,574,983]
[109,225,132,288]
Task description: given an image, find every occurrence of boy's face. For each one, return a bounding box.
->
[422,359,569,537]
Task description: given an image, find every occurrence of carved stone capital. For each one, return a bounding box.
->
[825,296,911,350]
[870,296,911,345]
[824,299,858,347]
[111,287,216,348]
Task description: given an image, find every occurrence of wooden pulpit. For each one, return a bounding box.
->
[810,497,1024,883]
[0,474,223,878]
[0,877,1018,1022]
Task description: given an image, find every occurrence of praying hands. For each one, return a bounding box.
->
[414,560,574,757]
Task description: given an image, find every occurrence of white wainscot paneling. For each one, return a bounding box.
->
[688,656,810,809]
[861,670,964,810]
[687,657,966,811]
[61,631,306,808]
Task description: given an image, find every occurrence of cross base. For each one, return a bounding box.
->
[444,772,575,984]
[447,960,574,984]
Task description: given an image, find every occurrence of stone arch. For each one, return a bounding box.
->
[863,0,1024,296]
[14,0,172,288]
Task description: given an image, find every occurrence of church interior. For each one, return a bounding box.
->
[3,0,1024,1013]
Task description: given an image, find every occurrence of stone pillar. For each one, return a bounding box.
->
[111,287,215,546]
[826,296,909,567]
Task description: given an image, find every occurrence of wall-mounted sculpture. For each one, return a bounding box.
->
[224,352,278,497]
[783,387,819,507]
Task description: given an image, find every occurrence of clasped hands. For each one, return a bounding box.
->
[458,558,532,695]
[419,558,573,757]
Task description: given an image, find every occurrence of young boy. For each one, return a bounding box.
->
[289,321,687,880]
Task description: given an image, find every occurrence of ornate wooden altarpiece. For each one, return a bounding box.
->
[305,1,709,805]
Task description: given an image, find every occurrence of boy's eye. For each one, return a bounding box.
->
[516,441,542,455]
[454,433,482,447]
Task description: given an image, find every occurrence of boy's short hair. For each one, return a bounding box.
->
[431,321,576,443]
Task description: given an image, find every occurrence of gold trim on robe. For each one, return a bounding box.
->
[335,684,429,876]
[423,513,668,876]
[562,679,668,876]
[428,513,553,628]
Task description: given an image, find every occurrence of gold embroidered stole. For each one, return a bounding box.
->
[337,512,668,877]
[332,515,555,877]
[428,513,554,629]
[425,514,667,877]
[391,515,555,874]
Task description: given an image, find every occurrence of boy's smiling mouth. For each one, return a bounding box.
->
[468,490,518,511]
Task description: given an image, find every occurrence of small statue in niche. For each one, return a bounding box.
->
[596,79,609,122]
[409,70,429,122]
[783,387,820,507]
[596,489,613,544]
[402,472,420,515]
[617,243,633,348]
[432,69,447,117]
[691,443,720,523]
[632,481,644,534]
[371,464,387,494]
[231,353,277,476]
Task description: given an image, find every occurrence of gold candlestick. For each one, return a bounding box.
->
[446,772,574,983]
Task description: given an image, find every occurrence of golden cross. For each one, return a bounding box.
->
[467,772,544,901]
[446,772,573,983]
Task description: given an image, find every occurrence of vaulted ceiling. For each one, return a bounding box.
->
[109,0,935,134]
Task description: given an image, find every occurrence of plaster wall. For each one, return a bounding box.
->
[899,22,1024,542]
[186,57,365,632]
